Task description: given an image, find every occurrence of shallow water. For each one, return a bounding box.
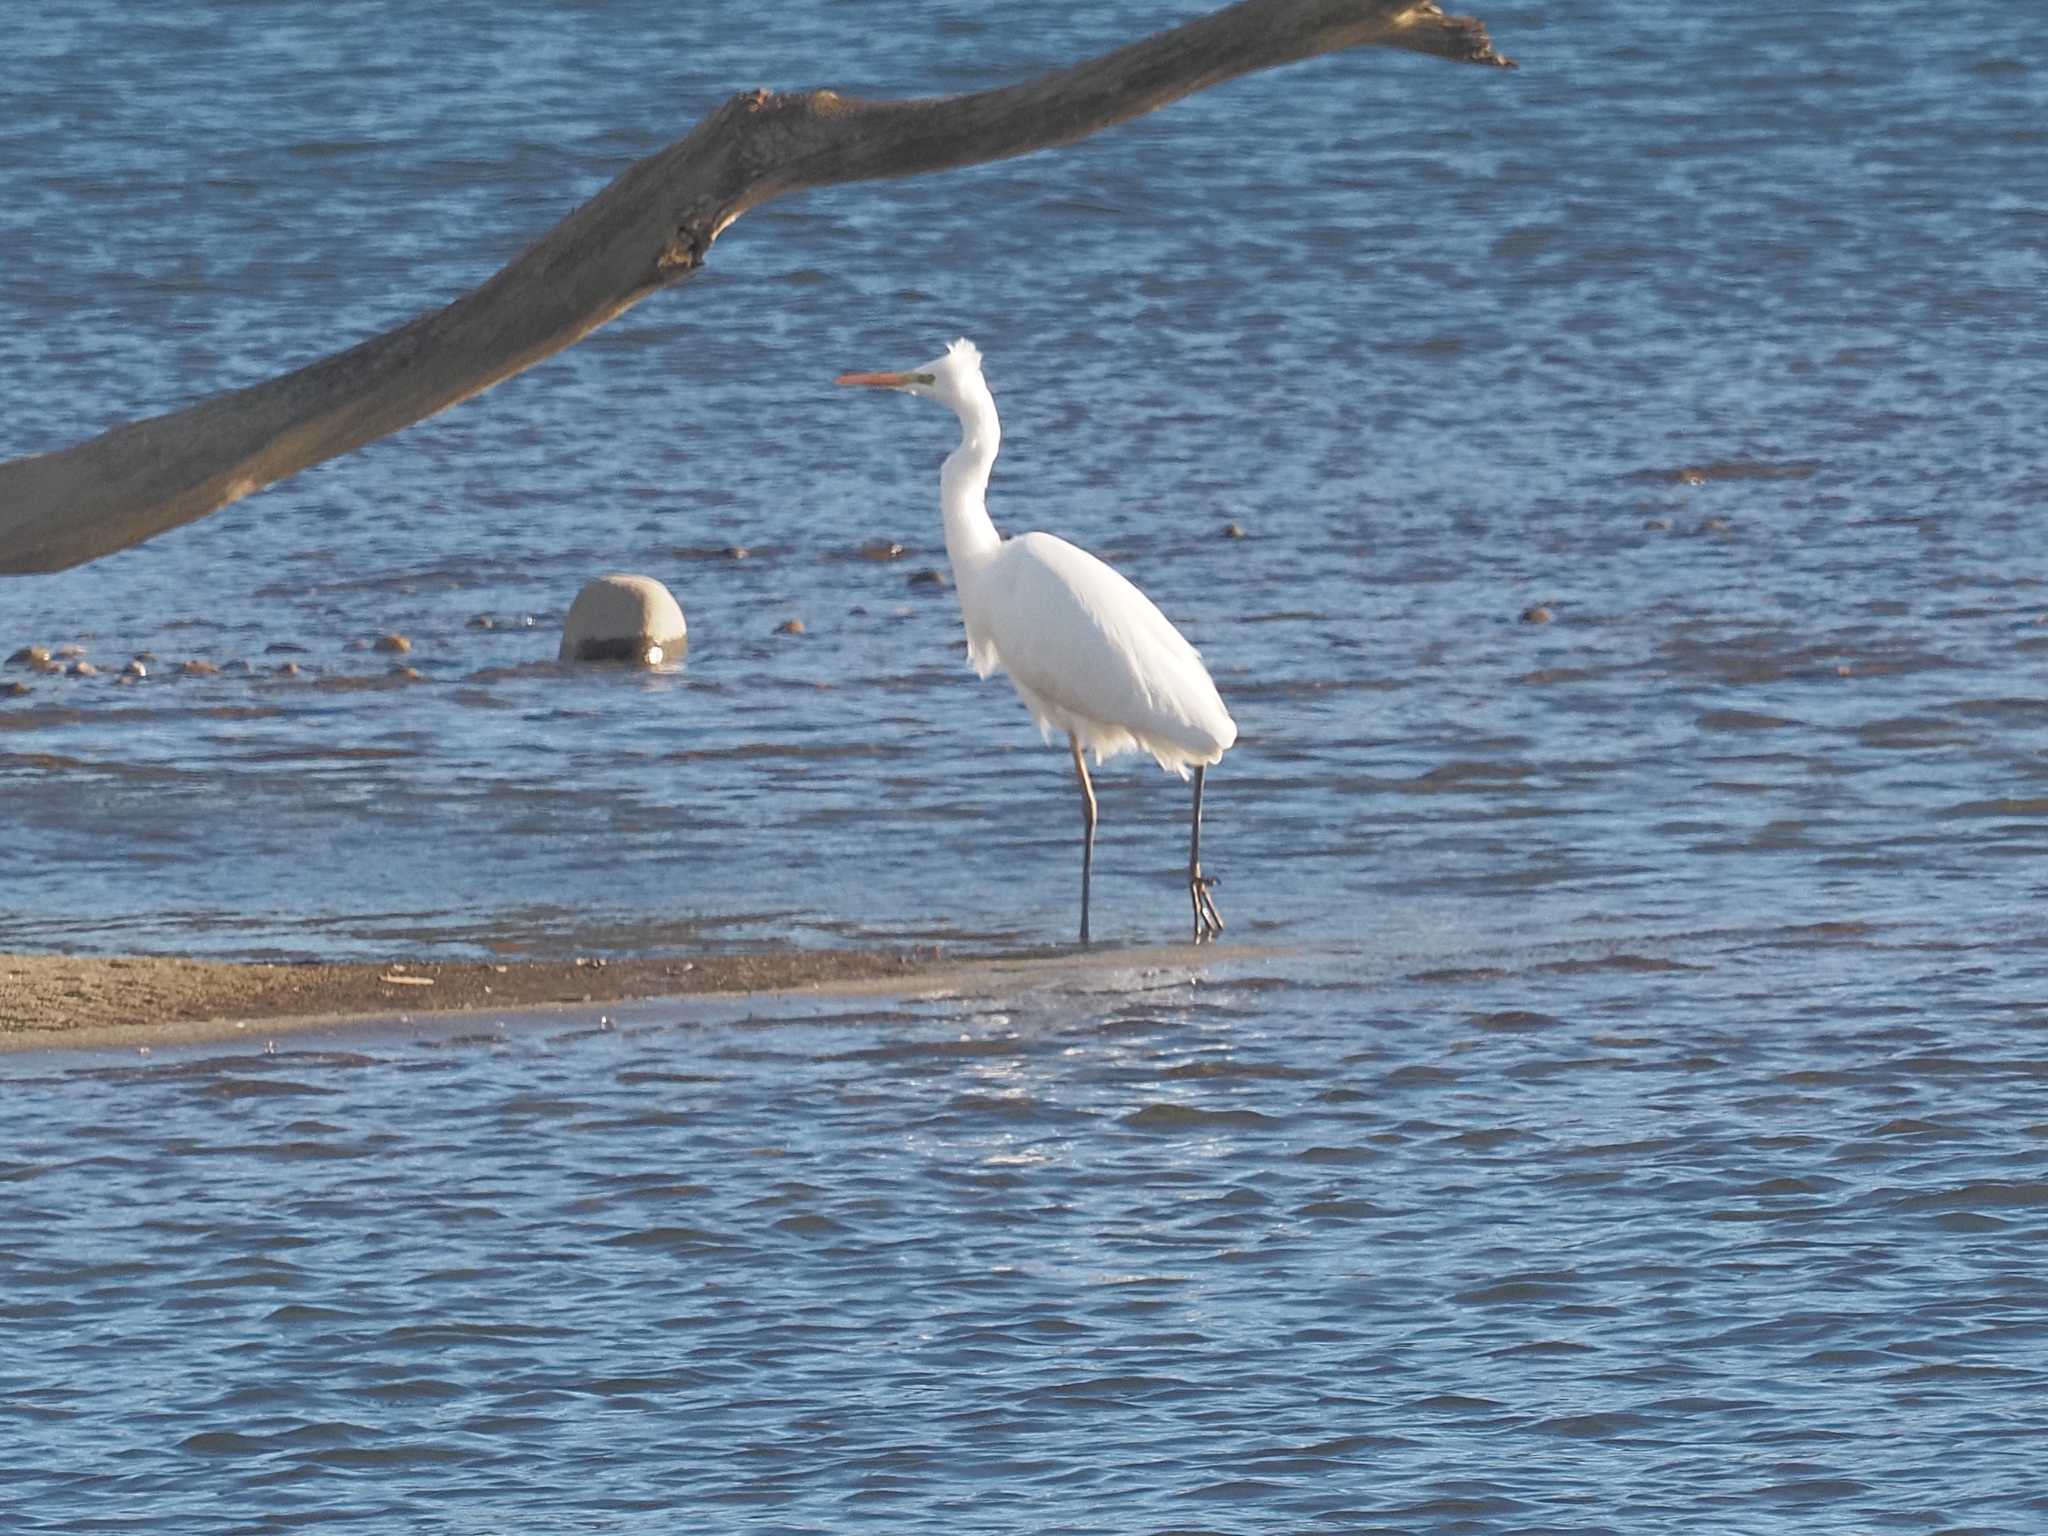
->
[3,0,2047,1528]
[3,0,2040,962]
[4,943,2047,1531]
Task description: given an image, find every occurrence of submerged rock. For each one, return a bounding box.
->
[559,574,688,666]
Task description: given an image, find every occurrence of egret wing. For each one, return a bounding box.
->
[973,532,1234,765]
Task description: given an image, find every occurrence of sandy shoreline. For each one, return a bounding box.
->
[0,948,952,1053]
[1,943,1257,1054]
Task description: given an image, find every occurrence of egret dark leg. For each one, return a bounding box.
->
[1070,734,1097,946]
[1189,765,1223,943]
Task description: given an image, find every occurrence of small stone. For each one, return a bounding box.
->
[467,614,496,630]
[1223,521,1247,539]
[5,645,51,670]
[55,644,85,658]
[559,574,689,666]
[723,545,750,561]
[69,660,99,677]
[1677,468,1707,486]
[1520,605,1554,625]
[859,539,906,561]
[275,661,302,677]
[388,665,423,681]
[122,659,148,679]
[373,633,412,654]
[908,568,949,589]
[179,658,220,676]
[775,618,805,636]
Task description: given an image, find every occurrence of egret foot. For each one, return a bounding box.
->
[1190,868,1224,943]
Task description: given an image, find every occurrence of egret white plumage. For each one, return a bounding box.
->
[836,339,1236,945]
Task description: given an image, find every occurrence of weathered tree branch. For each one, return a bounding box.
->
[0,0,1509,574]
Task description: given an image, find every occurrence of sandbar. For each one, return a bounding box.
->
[0,949,939,1053]
[1,943,1252,1053]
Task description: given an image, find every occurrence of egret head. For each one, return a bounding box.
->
[836,338,988,416]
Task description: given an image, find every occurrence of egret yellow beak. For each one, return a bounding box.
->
[835,370,934,389]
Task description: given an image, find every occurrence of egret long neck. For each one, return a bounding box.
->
[939,388,1002,573]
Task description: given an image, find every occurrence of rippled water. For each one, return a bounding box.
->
[4,0,2047,1527]
[5,946,2047,1530]
[3,0,2038,961]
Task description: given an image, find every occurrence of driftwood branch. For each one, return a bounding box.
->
[0,0,1509,575]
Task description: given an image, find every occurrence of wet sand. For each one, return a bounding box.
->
[0,944,1250,1053]
[0,949,940,1052]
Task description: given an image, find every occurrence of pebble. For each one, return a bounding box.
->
[275,661,302,677]
[179,658,220,676]
[723,546,750,561]
[6,645,50,669]
[69,660,99,677]
[388,665,424,681]
[1223,521,1247,539]
[775,618,806,636]
[122,659,148,679]
[859,539,906,561]
[373,634,412,654]
[1521,605,1554,624]
[908,568,950,589]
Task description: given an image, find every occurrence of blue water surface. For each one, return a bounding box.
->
[3,1,2047,1529]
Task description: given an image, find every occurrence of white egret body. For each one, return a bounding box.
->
[837,339,1235,943]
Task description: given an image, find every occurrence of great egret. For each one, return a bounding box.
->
[836,339,1236,945]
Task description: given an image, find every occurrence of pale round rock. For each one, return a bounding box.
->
[559,574,688,666]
